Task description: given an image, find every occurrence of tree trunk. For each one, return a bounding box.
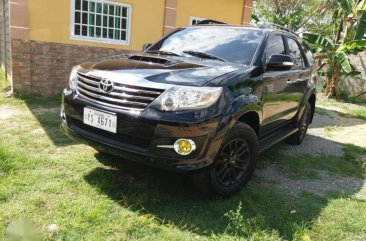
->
[324,65,341,98]
[324,76,332,97]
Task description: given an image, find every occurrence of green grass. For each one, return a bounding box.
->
[0,82,366,240]
[339,91,366,105]
[317,98,366,120]
[0,68,8,91]
[314,107,330,117]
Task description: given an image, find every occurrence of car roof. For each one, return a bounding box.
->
[185,23,299,38]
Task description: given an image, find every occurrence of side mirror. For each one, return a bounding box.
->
[266,54,294,71]
[142,43,152,51]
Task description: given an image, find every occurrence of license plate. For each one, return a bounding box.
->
[83,107,117,133]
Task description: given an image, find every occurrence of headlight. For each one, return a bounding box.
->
[151,86,223,111]
[69,66,81,90]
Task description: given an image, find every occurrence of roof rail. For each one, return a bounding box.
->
[258,22,299,36]
[195,19,227,25]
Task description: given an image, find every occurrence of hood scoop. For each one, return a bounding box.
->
[128,55,171,65]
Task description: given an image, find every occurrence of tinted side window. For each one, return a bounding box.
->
[303,44,314,66]
[287,38,304,68]
[265,35,286,62]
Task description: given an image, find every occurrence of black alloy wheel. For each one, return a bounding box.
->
[215,138,251,187]
[286,102,312,145]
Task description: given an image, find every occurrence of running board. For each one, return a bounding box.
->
[259,124,298,152]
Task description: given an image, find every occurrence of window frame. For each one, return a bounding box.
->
[70,0,132,45]
[300,41,314,67]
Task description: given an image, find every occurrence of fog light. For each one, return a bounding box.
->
[174,139,196,156]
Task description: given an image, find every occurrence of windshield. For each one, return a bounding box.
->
[148,26,263,65]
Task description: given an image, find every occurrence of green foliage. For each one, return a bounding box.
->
[336,0,352,12]
[224,202,246,236]
[354,10,366,40]
[303,33,335,50]
[251,14,260,23]
[335,51,352,73]
[303,0,366,97]
[339,40,366,53]
[338,91,366,104]
[255,0,337,37]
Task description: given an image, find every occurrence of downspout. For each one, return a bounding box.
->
[2,0,7,79]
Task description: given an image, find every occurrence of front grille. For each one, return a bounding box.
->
[76,72,165,111]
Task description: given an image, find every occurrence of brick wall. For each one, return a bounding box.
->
[0,0,11,80]
[341,51,366,97]
[11,39,133,96]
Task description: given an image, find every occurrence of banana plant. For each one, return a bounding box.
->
[304,0,366,97]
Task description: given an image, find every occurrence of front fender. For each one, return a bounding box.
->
[217,93,262,136]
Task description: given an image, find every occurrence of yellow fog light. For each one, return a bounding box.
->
[174,139,196,156]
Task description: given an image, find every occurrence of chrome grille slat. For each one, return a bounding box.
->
[109,92,155,101]
[76,72,165,111]
[77,81,99,92]
[78,93,144,111]
[77,80,155,101]
[113,86,162,95]
[77,75,99,86]
[78,88,149,107]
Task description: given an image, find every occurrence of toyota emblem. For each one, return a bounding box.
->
[99,79,114,94]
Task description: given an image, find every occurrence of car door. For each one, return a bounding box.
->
[285,37,311,112]
[261,34,299,133]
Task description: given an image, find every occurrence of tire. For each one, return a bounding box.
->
[191,122,259,197]
[285,102,312,145]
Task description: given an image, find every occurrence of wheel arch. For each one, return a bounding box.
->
[237,111,260,137]
[216,94,262,144]
[308,93,316,124]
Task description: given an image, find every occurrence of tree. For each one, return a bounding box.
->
[255,0,338,37]
[304,0,366,97]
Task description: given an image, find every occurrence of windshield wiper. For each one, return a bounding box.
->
[183,50,227,62]
[145,50,181,57]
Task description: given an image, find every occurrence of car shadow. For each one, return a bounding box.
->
[84,136,365,240]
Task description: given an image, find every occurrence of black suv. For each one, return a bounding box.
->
[61,22,316,197]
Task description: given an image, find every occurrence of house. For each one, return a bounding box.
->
[0,0,253,96]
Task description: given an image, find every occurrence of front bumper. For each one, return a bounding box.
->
[61,89,225,172]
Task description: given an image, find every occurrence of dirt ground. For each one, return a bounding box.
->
[283,105,366,157]
[257,103,366,200]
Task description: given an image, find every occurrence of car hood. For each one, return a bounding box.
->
[80,54,246,87]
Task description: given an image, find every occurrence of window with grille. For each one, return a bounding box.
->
[71,0,131,45]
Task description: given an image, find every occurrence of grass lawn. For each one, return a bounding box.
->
[0,70,365,240]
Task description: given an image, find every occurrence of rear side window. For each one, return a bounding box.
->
[265,35,286,62]
[287,38,305,68]
[303,44,315,66]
